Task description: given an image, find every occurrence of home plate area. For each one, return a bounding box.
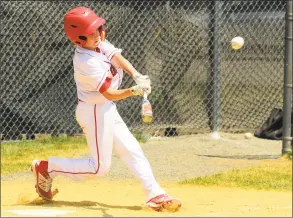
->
[7,209,75,217]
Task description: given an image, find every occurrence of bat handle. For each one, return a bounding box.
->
[143,89,147,100]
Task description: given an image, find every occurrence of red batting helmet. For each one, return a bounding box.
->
[64,7,105,46]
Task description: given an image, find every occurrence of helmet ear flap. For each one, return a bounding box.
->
[73,41,81,46]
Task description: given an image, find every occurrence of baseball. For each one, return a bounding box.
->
[244,132,253,139]
[231,36,244,50]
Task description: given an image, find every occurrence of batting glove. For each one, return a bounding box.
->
[130,84,151,96]
[133,71,151,87]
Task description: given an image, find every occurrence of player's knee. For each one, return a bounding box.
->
[89,159,110,176]
[124,146,144,159]
[97,162,111,176]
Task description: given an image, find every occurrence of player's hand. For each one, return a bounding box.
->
[130,84,151,96]
[133,71,151,87]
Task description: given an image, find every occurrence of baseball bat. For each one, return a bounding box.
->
[141,90,152,123]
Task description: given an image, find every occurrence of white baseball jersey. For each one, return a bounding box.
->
[73,40,123,104]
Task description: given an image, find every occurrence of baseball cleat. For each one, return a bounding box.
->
[146,194,182,212]
[31,160,53,201]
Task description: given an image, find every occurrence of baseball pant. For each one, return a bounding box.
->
[48,101,165,201]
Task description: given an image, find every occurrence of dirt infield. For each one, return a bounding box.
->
[1,133,292,217]
[1,179,292,217]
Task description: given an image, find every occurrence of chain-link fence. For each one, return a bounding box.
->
[0,1,287,140]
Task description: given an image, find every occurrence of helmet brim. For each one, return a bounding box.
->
[84,17,105,36]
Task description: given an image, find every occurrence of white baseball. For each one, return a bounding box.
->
[231,36,244,50]
[244,132,253,139]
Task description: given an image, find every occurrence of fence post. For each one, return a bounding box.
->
[208,1,223,133]
[282,0,293,154]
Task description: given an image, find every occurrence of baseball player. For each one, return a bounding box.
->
[31,7,181,212]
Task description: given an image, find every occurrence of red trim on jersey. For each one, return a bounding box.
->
[96,71,108,90]
[99,76,112,93]
[110,65,118,77]
[48,105,100,175]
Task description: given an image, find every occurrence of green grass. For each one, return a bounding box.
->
[180,159,292,192]
[2,135,292,193]
[1,134,147,175]
[1,134,88,175]
[286,146,292,160]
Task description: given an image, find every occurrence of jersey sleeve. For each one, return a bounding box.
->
[86,57,112,93]
[98,40,122,60]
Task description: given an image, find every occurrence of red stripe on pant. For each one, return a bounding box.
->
[48,104,100,175]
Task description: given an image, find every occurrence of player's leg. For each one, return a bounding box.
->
[112,107,181,211]
[32,102,115,199]
[48,102,114,178]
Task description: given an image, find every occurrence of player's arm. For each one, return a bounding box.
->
[110,53,136,77]
[101,85,151,101]
[101,88,133,101]
[99,41,149,85]
[98,40,135,77]
[110,53,150,86]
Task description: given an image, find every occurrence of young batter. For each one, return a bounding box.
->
[31,7,181,212]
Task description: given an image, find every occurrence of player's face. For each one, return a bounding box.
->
[83,28,101,50]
